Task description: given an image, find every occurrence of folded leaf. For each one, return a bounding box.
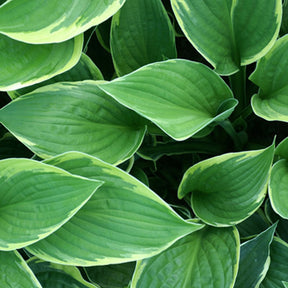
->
[131,226,240,288]
[98,59,236,140]
[0,251,42,288]
[110,0,176,76]
[0,0,125,44]
[0,158,102,250]
[269,159,288,219]
[0,34,83,91]
[178,144,274,226]
[250,35,288,122]
[26,152,204,266]
[171,0,281,75]
[0,81,146,165]
[234,224,277,288]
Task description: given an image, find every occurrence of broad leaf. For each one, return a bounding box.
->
[269,159,288,219]
[250,35,288,122]
[171,0,281,75]
[131,226,240,288]
[234,224,277,288]
[260,238,288,288]
[0,34,83,91]
[0,81,146,165]
[98,59,236,141]
[28,258,99,288]
[0,158,102,250]
[110,0,176,76]
[8,53,103,99]
[0,0,125,44]
[284,283,288,288]
[26,152,204,266]
[178,144,274,226]
[275,137,288,160]
[0,251,42,288]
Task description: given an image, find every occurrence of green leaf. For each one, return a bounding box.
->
[0,34,83,91]
[98,59,236,140]
[0,251,42,288]
[234,224,277,288]
[275,137,288,160]
[110,0,177,76]
[171,0,282,75]
[250,35,288,122]
[0,81,146,165]
[26,152,204,266]
[131,226,240,288]
[0,158,103,250]
[85,262,135,288]
[260,238,288,288]
[8,53,103,99]
[269,159,288,219]
[28,258,99,288]
[0,0,125,44]
[178,144,274,226]
[283,282,288,288]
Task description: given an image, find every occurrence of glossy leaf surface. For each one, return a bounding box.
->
[0,0,125,44]
[0,158,102,250]
[110,0,176,76]
[0,34,83,91]
[178,145,274,226]
[27,152,204,266]
[131,226,240,288]
[0,251,41,288]
[0,81,146,164]
[99,59,236,140]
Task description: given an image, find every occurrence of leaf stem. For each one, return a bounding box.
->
[219,120,243,151]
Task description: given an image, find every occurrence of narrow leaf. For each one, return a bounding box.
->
[110,0,176,76]
[26,152,204,266]
[0,0,125,44]
[0,34,83,91]
[0,251,42,288]
[0,81,146,165]
[0,158,102,250]
[98,59,236,140]
[234,224,277,288]
[131,226,240,288]
[178,144,274,226]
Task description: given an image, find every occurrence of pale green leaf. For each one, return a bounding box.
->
[131,226,240,288]
[0,81,146,165]
[178,144,274,226]
[26,152,204,266]
[250,35,288,122]
[171,0,281,75]
[0,0,126,44]
[0,34,83,91]
[269,159,288,219]
[0,158,103,250]
[8,53,103,99]
[0,251,42,288]
[284,282,288,288]
[110,0,177,76]
[260,238,288,288]
[234,224,277,288]
[275,137,288,160]
[98,59,236,141]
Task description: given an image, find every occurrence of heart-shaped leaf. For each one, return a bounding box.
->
[0,34,83,91]
[0,0,125,44]
[110,0,176,76]
[234,224,277,288]
[0,158,102,250]
[26,152,204,266]
[178,144,274,226]
[0,81,146,165]
[250,35,288,122]
[98,59,236,141]
[0,251,42,288]
[131,226,240,288]
[171,0,282,75]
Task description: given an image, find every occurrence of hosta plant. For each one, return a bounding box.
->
[0,0,288,287]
